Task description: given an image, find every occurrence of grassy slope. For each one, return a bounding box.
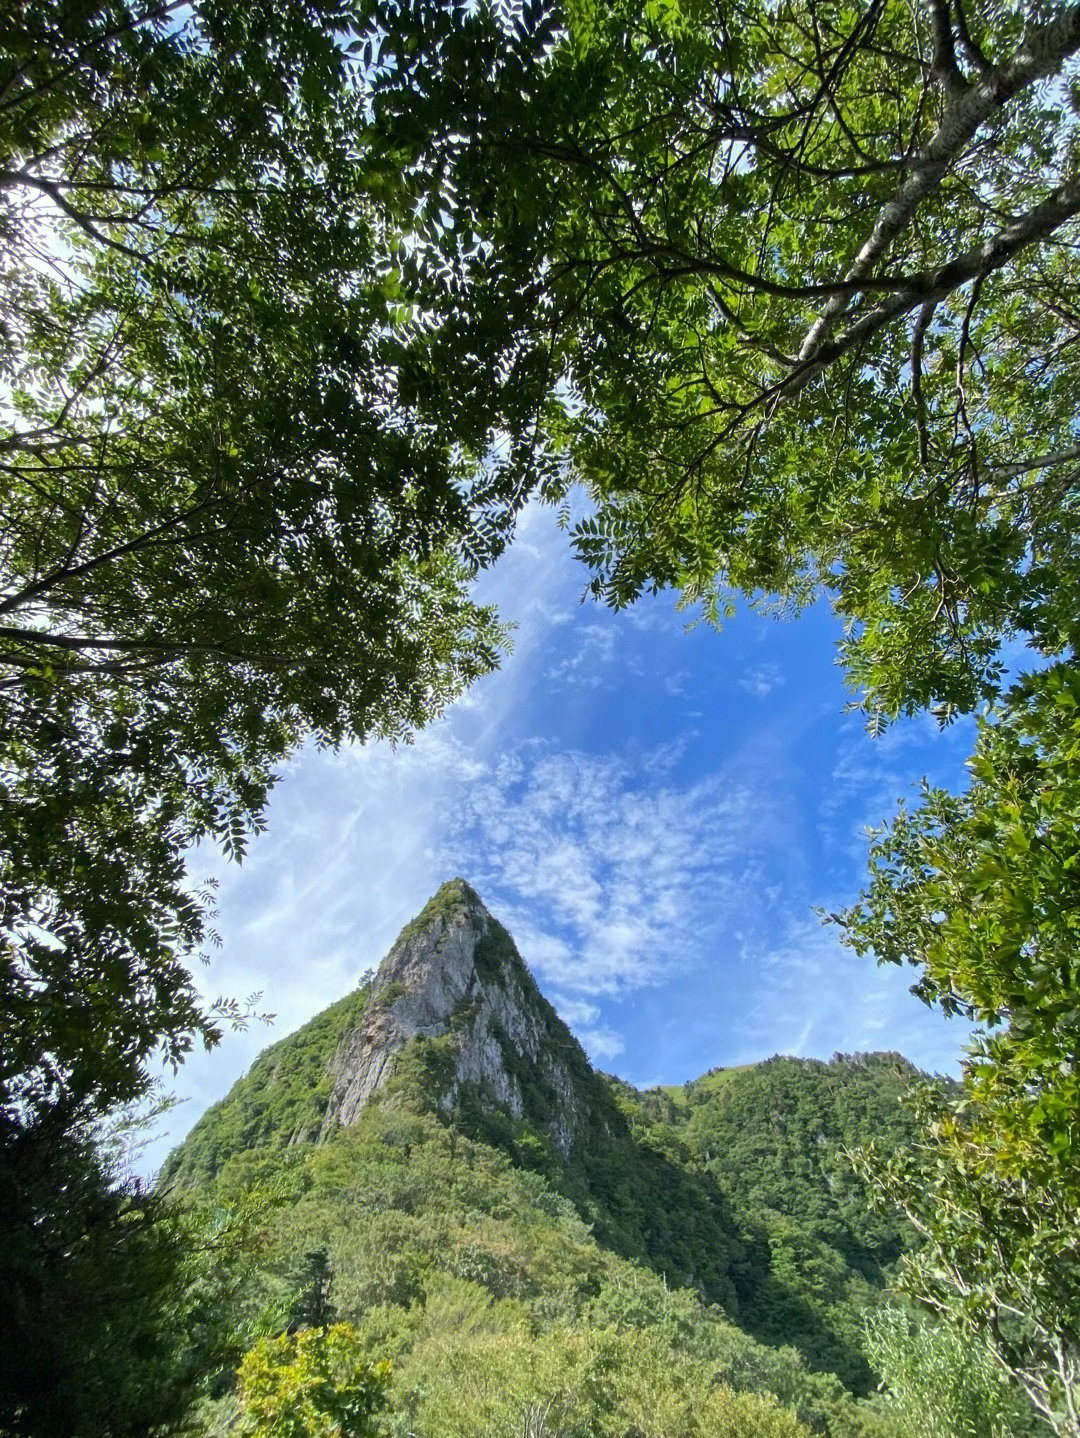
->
[652,1063,757,1106]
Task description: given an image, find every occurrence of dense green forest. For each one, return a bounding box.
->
[3,0,1080,1434]
[164,969,918,1396]
[146,884,1043,1438]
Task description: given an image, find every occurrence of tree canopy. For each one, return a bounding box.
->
[0,0,560,1120]
[389,0,1080,723]
[0,1093,267,1438]
[839,661,1080,1433]
[3,2,1080,1429]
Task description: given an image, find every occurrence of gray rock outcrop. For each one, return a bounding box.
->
[317,879,599,1155]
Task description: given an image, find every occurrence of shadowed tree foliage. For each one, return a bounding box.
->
[0,1,565,1123]
[0,1097,269,1438]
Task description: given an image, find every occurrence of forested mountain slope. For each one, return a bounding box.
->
[162,882,996,1437]
[616,1055,931,1387]
[162,880,617,1187]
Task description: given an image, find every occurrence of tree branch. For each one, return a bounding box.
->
[797,3,1080,365]
[0,624,299,668]
[911,300,938,467]
[987,441,1080,478]
[952,0,993,75]
[929,0,967,97]
[784,177,1080,402]
[0,492,222,618]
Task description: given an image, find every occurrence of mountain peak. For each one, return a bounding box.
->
[389,875,491,946]
[366,875,529,1015]
[318,881,602,1154]
[439,875,484,906]
[161,882,617,1188]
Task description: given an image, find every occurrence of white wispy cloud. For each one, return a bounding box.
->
[733,916,967,1075]
[818,710,974,886]
[579,1027,626,1063]
[738,663,784,698]
[546,622,620,688]
[552,995,601,1028]
[445,744,774,996]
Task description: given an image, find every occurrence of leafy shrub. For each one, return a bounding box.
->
[237,1324,391,1438]
[863,1307,1047,1438]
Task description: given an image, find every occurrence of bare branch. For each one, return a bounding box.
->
[929,0,966,96]
[952,0,993,74]
[987,441,1080,478]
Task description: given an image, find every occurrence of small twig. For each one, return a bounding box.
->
[911,300,938,467]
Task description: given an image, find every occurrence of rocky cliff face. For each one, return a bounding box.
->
[161,878,616,1187]
[319,879,604,1156]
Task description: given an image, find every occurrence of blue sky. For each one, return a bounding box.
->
[144,502,976,1173]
